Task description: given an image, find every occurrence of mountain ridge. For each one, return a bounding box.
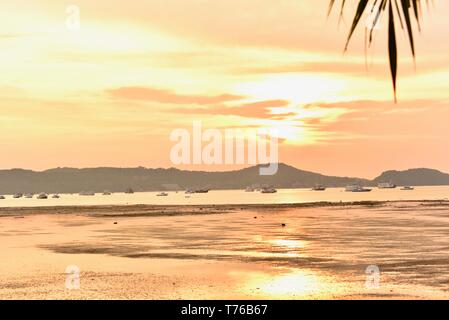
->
[0,163,447,194]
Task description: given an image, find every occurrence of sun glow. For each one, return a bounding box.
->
[234,74,347,105]
[241,269,329,299]
[1,0,449,173]
[259,272,318,296]
[269,239,307,249]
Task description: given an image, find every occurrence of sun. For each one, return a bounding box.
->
[234,74,347,105]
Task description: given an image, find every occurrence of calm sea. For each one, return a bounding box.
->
[1,186,448,207]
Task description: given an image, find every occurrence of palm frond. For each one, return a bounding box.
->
[329,0,428,101]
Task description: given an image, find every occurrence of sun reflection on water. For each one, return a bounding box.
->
[240,268,344,299]
[269,239,306,249]
[259,271,319,297]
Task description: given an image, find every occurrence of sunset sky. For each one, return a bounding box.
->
[1,0,449,178]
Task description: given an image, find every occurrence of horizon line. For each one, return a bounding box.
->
[0,162,445,180]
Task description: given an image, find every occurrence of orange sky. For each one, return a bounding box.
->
[1,0,448,178]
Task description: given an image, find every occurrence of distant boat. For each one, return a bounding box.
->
[13,193,23,199]
[185,187,211,194]
[245,187,255,192]
[378,181,397,189]
[124,188,134,194]
[102,190,112,195]
[52,194,60,199]
[157,192,168,197]
[401,186,415,191]
[24,193,33,198]
[345,185,372,192]
[194,188,210,194]
[79,191,95,196]
[37,193,48,199]
[312,184,326,191]
[261,187,277,194]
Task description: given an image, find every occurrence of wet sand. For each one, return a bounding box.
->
[1,200,449,299]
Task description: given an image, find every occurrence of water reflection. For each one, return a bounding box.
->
[241,268,343,299]
[269,239,306,250]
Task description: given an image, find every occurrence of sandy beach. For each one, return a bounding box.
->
[2,200,449,299]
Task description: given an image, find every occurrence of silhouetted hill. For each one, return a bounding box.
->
[1,164,448,194]
[373,168,449,186]
[0,163,366,194]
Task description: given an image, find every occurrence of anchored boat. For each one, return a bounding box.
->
[377,181,397,189]
[124,188,134,194]
[312,184,326,191]
[261,187,277,194]
[345,185,372,192]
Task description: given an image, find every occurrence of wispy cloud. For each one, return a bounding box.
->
[167,99,291,119]
[305,99,449,141]
[236,61,366,75]
[0,33,27,39]
[106,86,244,105]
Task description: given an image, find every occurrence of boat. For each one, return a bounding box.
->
[195,188,210,194]
[13,193,23,199]
[157,192,168,197]
[245,187,255,192]
[401,186,415,191]
[312,184,326,191]
[37,193,48,199]
[102,190,112,195]
[52,194,60,199]
[79,191,95,196]
[124,188,134,194]
[377,181,397,189]
[261,187,277,194]
[24,193,33,198]
[345,185,372,192]
[353,187,372,192]
[184,188,210,194]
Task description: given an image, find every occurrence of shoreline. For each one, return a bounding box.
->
[1,199,449,217]
[2,199,449,299]
[1,184,449,196]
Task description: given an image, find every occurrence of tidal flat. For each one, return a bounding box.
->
[1,201,449,299]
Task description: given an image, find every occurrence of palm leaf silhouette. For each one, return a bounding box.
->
[329,0,428,101]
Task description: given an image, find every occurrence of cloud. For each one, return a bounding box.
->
[0,33,25,39]
[167,99,291,119]
[0,32,45,40]
[304,99,449,141]
[236,61,367,75]
[106,86,244,105]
